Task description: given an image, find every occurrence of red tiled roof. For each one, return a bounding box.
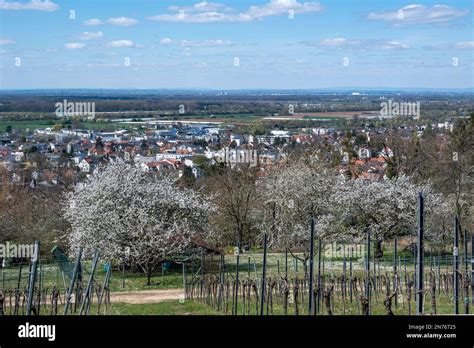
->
[370,156,386,163]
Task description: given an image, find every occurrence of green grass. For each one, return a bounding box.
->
[180,113,257,120]
[0,119,121,132]
[0,114,261,133]
[4,280,460,316]
[3,300,219,316]
[302,115,348,120]
[1,263,184,293]
[187,286,466,316]
[108,271,184,292]
[0,120,56,132]
[2,251,470,316]
[109,300,220,315]
[2,249,460,293]
[3,292,462,316]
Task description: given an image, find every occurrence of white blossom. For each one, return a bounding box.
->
[63,162,215,278]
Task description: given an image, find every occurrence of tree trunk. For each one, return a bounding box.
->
[374,240,383,259]
[147,271,152,286]
[360,296,369,315]
[238,224,244,251]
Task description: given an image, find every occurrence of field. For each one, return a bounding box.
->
[1,246,471,316]
[0,113,262,132]
[0,119,120,132]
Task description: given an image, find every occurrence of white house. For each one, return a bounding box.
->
[380,146,394,158]
[12,151,24,162]
[134,154,156,164]
[230,134,243,146]
[358,148,372,159]
[78,158,93,173]
[156,153,192,161]
[270,130,291,137]
[312,128,335,135]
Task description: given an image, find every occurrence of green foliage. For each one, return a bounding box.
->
[249,120,267,135]
[179,166,196,188]
[193,155,208,168]
[192,139,208,147]
[354,134,367,147]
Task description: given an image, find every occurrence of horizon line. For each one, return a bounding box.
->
[1,87,473,92]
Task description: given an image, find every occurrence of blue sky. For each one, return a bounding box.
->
[0,0,472,89]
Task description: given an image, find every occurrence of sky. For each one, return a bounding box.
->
[0,0,472,89]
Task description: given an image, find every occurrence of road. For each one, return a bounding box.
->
[109,289,183,304]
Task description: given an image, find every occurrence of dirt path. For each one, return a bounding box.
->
[109,288,184,304]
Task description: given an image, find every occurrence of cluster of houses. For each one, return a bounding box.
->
[0,119,455,187]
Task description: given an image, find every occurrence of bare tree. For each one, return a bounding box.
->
[203,165,258,248]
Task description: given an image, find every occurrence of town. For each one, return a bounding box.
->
[0,0,473,344]
[0,98,463,187]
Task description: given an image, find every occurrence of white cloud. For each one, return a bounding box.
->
[182,47,192,56]
[147,0,322,23]
[302,38,361,47]
[380,41,410,50]
[302,38,410,50]
[318,38,361,46]
[107,40,135,48]
[168,1,231,12]
[160,38,173,45]
[367,4,469,25]
[159,38,232,47]
[84,62,122,68]
[106,17,138,27]
[454,41,474,49]
[180,39,232,47]
[423,41,474,50]
[78,31,103,41]
[192,61,209,68]
[65,42,86,50]
[0,0,59,11]
[148,11,242,23]
[84,18,103,26]
[84,17,138,27]
[246,0,321,19]
[0,38,16,45]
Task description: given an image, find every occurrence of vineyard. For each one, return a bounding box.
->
[184,196,473,316]
[1,217,472,317]
[184,248,473,316]
[0,245,112,316]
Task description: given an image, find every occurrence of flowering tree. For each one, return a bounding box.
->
[258,158,451,260]
[330,175,451,257]
[258,159,341,266]
[63,162,215,284]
